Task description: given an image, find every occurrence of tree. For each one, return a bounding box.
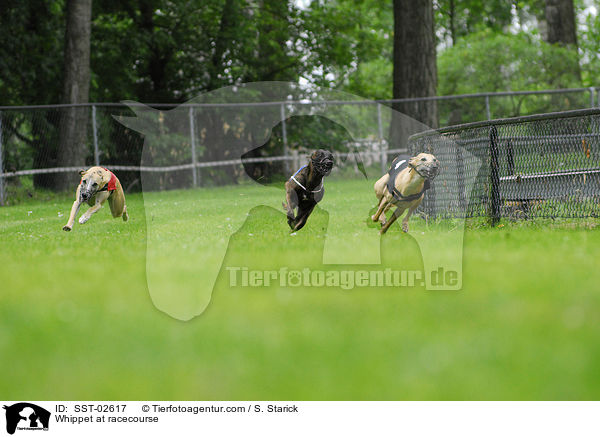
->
[0,1,65,188]
[542,0,580,84]
[55,0,93,190]
[544,0,578,47]
[390,0,438,149]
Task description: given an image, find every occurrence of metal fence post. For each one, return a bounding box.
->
[377,103,386,173]
[280,103,289,173]
[488,126,501,225]
[455,146,466,215]
[0,111,4,206]
[92,105,100,166]
[590,87,596,108]
[485,95,491,120]
[506,139,514,175]
[189,106,198,187]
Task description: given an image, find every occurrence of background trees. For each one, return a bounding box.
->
[56,0,92,190]
[1,0,591,106]
[391,0,437,145]
[0,0,595,188]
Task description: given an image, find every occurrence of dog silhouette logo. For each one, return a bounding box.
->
[117,81,481,320]
[3,403,50,435]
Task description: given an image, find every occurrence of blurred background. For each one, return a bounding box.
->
[1,0,599,203]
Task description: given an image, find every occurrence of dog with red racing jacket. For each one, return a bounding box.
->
[62,166,128,231]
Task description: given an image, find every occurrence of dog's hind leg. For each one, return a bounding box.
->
[108,189,126,218]
[401,203,419,233]
[380,205,406,234]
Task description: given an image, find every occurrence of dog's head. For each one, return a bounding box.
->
[310,149,335,176]
[78,168,105,202]
[408,153,439,180]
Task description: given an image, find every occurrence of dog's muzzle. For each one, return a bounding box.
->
[80,190,94,202]
[314,159,334,176]
[420,164,439,180]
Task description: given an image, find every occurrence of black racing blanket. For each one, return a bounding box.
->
[386,156,430,202]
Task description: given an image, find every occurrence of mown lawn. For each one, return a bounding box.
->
[1,179,599,400]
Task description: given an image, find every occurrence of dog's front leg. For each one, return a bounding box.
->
[284,189,299,229]
[79,192,109,224]
[293,204,315,232]
[63,199,82,231]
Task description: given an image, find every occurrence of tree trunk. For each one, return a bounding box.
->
[544,0,578,47]
[55,0,92,190]
[449,0,456,46]
[390,0,438,151]
[543,0,581,84]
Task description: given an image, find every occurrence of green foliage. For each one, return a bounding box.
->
[579,6,600,87]
[91,0,312,102]
[2,0,598,157]
[439,31,580,94]
[301,0,392,94]
[0,0,65,105]
[435,0,515,45]
[437,31,583,122]
[344,57,393,100]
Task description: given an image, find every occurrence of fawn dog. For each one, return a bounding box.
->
[372,153,439,234]
[63,166,128,231]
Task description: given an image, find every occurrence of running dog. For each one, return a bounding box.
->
[371,153,439,234]
[283,149,334,231]
[62,166,128,231]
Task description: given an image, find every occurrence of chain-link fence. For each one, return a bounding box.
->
[0,87,599,206]
[410,108,600,221]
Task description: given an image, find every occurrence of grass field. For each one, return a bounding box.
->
[1,178,600,400]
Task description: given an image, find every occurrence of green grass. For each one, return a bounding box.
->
[1,179,600,400]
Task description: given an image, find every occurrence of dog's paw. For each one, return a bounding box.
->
[78,216,89,224]
[366,216,379,229]
[62,225,72,232]
[402,222,409,233]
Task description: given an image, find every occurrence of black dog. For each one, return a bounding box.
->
[283,149,334,231]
